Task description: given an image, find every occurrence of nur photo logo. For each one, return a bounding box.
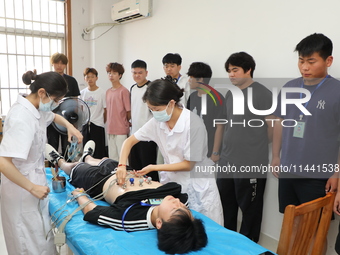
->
[198,82,223,115]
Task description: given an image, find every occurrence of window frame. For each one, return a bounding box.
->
[0,0,72,115]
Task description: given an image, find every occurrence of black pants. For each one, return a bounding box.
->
[47,124,69,161]
[129,141,159,181]
[82,122,107,159]
[216,158,266,243]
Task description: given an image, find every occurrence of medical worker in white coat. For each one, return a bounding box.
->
[0,70,82,255]
[117,76,223,225]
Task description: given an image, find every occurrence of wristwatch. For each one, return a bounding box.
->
[212,151,219,156]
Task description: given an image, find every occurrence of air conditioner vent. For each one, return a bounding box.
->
[111,0,152,24]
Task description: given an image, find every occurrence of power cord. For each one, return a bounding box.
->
[82,23,118,41]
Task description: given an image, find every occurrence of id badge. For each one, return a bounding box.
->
[293,121,305,138]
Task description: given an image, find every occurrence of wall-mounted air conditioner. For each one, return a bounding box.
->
[111,0,152,24]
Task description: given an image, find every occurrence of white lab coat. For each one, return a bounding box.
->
[0,95,56,255]
[134,107,223,225]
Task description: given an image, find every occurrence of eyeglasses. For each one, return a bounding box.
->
[46,92,60,109]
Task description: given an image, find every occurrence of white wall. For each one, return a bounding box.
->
[71,0,120,91]
[70,0,91,89]
[71,0,340,253]
[116,0,340,85]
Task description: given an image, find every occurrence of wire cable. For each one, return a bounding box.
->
[82,23,118,41]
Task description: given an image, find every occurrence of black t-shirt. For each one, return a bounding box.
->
[187,90,225,156]
[221,82,272,165]
[84,182,188,232]
[63,74,80,97]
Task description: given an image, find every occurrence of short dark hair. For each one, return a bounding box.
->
[50,52,68,65]
[131,59,147,70]
[225,52,256,78]
[162,53,182,65]
[295,33,333,60]
[142,76,184,106]
[106,62,125,79]
[22,70,68,99]
[187,62,212,84]
[157,210,208,254]
[83,67,98,77]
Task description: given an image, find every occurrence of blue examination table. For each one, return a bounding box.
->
[47,168,275,255]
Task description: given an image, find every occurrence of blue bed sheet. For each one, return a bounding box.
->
[46,168,275,255]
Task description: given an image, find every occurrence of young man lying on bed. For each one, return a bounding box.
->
[45,141,207,254]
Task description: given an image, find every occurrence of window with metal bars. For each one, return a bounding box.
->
[0,0,66,115]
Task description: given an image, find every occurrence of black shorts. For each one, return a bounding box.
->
[69,159,132,198]
[278,172,327,213]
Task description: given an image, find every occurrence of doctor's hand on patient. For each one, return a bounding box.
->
[136,164,155,177]
[116,166,127,186]
[30,184,50,200]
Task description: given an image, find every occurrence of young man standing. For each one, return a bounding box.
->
[186,62,225,162]
[106,62,131,161]
[217,52,273,243]
[162,53,190,105]
[80,68,107,159]
[271,33,340,253]
[129,60,158,181]
[47,53,80,160]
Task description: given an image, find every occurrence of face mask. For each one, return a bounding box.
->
[151,102,174,122]
[39,93,59,112]
[39,99,54,112]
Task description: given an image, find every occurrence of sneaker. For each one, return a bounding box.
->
[79,140,95,162]
[45,144,64,166]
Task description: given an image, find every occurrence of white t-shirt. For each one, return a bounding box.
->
[130,81,153,134]
[176,74,190,106]
[134,107,223,225]
[80,87,106,127]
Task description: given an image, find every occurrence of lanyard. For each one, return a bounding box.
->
[122,201,152,232]
[299,75,329,120]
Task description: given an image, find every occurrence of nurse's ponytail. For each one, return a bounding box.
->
[22,70,68,99]
[143,75,184,106]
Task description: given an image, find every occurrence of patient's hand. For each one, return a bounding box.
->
[72,188,84,196]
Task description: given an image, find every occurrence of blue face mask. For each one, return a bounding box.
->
[39,93,59,112]
[151,102,174,122]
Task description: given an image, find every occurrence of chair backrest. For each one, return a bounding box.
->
[276,192,335,255]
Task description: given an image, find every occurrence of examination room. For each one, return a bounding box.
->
[1,0,340,254]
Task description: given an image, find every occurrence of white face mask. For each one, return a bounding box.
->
[151,102,174,122]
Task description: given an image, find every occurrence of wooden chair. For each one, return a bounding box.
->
[276,192,335,255]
